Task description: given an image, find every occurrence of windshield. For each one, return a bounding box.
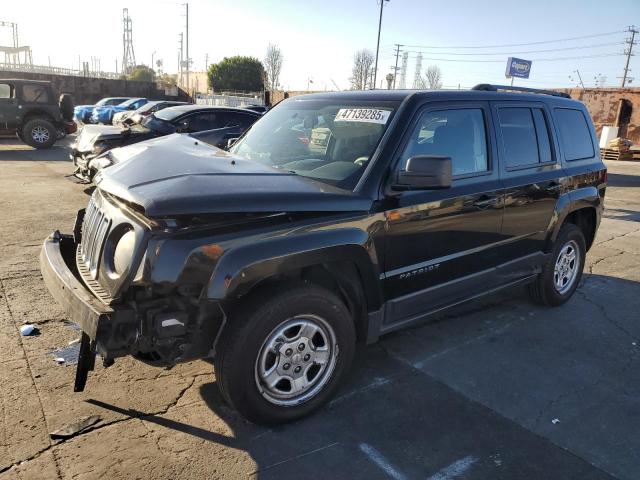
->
[95,98,110,107]
[154,106,188,121]
[137,101,162,113]
[229,99,399,189]
[120,98,142,108]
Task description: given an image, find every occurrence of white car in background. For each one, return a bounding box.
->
[112,100,190,128]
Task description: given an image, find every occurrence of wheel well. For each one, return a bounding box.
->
[20,110,56,128]
[564,207,597,250]
[230,261,369,343]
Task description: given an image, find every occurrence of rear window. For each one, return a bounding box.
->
[22,84,50,103]
[554,108,594,161]
[0,83,12,99]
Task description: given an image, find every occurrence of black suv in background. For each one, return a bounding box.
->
[41,85,606,424]
[71,105,261,181]
[0,79,75,148]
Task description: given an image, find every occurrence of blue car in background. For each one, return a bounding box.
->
[73,97,131,124]
[90,97,149,125]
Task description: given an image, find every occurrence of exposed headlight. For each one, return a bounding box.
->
[112,228,136,276]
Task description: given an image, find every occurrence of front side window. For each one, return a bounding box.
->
[230,99,400,189]
[399,108,488,176]
[554,108,594,161]
[0,83,12,99]
[21,84,49,103]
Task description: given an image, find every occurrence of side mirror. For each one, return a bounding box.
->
[176,120,189,133]
[226,137,239,149]
[394,155,452,190]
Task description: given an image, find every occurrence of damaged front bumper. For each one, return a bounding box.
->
[70,150,95,182]
[39,231,136,391]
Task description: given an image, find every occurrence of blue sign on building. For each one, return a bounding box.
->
[505,57,532,79]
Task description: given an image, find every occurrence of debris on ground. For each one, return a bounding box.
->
[50,342,81,365]
[551,418,560,424]
[19,324,38,336]
[49,415,101,440]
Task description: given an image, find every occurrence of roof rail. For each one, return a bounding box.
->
[471,83,571,99]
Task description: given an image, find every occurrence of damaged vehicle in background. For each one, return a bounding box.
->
[71,105,261,182]
[112,100,189,128]
[90,97,149,125]
[40,86,606,425]
[73,97,131,124]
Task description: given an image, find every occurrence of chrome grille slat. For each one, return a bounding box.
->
[79,196,111,279]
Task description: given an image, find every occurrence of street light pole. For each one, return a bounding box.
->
[373,0,388,90]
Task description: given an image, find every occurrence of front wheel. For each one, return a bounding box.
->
[529,223,586,306]
[22,119,57,149]
[215,284,356,425]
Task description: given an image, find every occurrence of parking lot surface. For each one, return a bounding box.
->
[0,137,638,480]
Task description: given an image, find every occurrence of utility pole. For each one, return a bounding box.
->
[184,3,190,94]
[392,44,402,89]
[373,0,389,90]
[205,53,209,71]
[178,32,184,88]
[621,25,638,87]
[575,69,585,89]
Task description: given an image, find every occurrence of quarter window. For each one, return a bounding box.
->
[554,108,594,161]
[400,108,488,176]
[498,107,553,168]
[0,83,13,99]
[22,84,50,103]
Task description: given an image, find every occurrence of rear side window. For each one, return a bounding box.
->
[0,83,12,99]
[554,108,594,161]
[498,107,553,168]
[400,108,488,176]
[225,112,257,128]
[22,84,50,103]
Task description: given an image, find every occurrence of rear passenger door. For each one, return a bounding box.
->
[491,102,564,261]
[382,102,504,326]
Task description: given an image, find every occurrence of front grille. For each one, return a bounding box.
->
[79,196,111,279]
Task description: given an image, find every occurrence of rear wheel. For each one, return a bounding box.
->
[529,223,586,306]
[22,118,57,149]
[215,284,356,425]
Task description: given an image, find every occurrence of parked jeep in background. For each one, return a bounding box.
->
[0,79,76,149]
[40,85,606,425]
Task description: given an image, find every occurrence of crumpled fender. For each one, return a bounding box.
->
[205,227,383,311]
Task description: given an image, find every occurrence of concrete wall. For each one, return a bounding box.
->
[0,70,191,104]
[557,87,640,144]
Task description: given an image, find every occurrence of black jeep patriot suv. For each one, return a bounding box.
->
[40,85,606,424]
[0,79,75,148]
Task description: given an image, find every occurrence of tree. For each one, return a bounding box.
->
[264,43,283,92]
[350,49,375,90]
[128,65,155,82]
[207,56,265,92]
[425,65,442,89]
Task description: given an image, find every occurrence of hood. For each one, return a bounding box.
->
[94,133,371,218]
[76,125,129,151]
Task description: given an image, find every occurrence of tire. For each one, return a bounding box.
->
[215,283,356,425]
[22,119,57,149]
[59,94,74,121]
[529,223,586,307]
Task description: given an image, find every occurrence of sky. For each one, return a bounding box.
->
[1,0,639,91]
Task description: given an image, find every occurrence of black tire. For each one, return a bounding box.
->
[59,94,74,121]
[22,118,57,149]
[215,283,356,425]
[529,223,586,306]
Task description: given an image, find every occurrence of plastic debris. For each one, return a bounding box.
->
[68,338,80,346]
[54,357,65,364]
[50,343,81,365]
[551,418,560,424]
[50,415,101,440]
[19,324,37,336]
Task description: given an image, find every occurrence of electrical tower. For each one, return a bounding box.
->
[0,21,32,65]
[398,51,408,89]
[412,53,423,88]
[121,8,136,75]
[620,25,637,87]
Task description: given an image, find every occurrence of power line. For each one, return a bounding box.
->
[399,53,622,63]
[403,30,624,49]
[402,42,623,56]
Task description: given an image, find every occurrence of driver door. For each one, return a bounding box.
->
[382,102,505,327]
